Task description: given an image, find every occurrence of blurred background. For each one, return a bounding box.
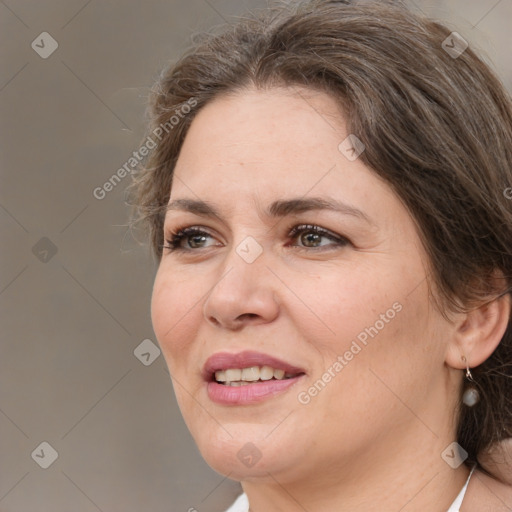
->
[1,0,511,510]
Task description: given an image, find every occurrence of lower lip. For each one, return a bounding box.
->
[207,376,304,405]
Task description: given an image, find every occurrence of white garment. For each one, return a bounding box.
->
[224,493,249,512]
[224,466,476,512]
[446,465,476,512]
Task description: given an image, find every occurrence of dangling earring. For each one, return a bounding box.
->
[461,355,480,407]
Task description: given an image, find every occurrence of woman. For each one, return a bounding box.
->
[130,0,512,510]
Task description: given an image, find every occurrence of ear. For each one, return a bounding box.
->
[445,292,511,370]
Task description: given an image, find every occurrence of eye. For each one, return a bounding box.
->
[163,223,350,253]
[288,224,350,250]
[163,226,219,252]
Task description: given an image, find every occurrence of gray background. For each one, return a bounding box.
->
[1,1,511,511]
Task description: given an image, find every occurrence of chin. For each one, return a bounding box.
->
[190,421,300,480]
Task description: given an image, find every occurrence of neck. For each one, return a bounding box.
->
[242,423,471,512]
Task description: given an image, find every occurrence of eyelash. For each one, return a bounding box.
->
[162,224,350,253]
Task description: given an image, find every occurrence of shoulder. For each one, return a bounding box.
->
[462,468,512,512]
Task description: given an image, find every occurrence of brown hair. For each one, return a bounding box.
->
[129,0,512,475]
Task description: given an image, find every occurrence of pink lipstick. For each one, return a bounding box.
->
[203,351,306,405]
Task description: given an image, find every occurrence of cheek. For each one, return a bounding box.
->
[300,261,434,381]
[151,268,200,364]
[302,297,434,439]
[287,266,399,353]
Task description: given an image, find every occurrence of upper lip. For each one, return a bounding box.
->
[202,351,306,381]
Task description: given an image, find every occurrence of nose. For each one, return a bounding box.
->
[202,243,280,331]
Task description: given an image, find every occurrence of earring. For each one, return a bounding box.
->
[461,355,480,407]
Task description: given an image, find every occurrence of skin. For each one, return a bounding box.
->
[151,86,511,511]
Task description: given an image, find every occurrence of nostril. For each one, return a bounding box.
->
[237,313,258,321]
[208,316,221,326]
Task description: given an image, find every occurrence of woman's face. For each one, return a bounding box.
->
[151,87,457,483]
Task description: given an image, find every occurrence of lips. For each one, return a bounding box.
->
[203,351,306,405]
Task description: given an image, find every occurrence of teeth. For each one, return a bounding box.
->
[215,370,227,382]
[274,369,285,379]
[241,366,260,381]
[225,369,241,381]
[260,366,274,380]
[214,365,299,385]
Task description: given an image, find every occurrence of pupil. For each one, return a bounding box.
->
[190,235,207,248]
[303,232,320,247]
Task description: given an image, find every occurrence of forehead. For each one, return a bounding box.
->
[169,87,401,227]
[173,87,346,184]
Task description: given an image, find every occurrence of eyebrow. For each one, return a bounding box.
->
[165,197,373,225]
